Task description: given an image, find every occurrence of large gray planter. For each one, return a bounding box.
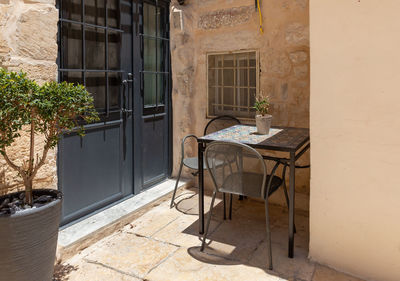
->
[0,189,62,281]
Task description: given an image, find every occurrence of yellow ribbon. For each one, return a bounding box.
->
[257,0,264,34]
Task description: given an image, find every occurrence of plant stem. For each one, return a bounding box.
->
[26,111,35,206]
[25,179,33,205]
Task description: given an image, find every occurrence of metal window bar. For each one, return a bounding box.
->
[105,0,109,117]
[208,51,257,118]
[155,0,158,109]
[247,52,250,115]
[59,18,124,32]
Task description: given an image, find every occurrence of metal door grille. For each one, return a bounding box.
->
[58,0,124,121]
[139,0,170,116]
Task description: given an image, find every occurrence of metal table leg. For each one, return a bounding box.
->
[288,151,295,258]
[198,142,205,234]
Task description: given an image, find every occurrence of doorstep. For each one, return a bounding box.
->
[57,178,192,262]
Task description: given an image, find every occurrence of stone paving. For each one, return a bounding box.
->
[54,187,365,281]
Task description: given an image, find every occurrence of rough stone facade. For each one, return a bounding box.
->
[0,0,58,194]
[0,0,310,211]
[170,0,310,209]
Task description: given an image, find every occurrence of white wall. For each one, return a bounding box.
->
[310,1,400,280]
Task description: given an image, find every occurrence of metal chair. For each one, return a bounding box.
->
[200,141,284,270]
[170,115,241,208]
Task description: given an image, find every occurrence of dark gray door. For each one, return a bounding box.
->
[57,0,170,225]
[136,0,171,191]
[57,0,135,225]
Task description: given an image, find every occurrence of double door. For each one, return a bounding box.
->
[57,0,171,225]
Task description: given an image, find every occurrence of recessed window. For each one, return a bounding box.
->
[207,51,258,119]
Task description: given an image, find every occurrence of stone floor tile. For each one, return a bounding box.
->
[171,188,199,212]
[82,232,179,279]
[123,201,182,237]
[248,241,315,281]
[312,265,365,281]
[145,247,286,281]
[152,209,222,248]
[57,188,367,281]
[54,260,142,281]
[202,217,267,262]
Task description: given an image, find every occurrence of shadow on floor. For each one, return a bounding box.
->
[176,189,313,281]
[53,263,79,281]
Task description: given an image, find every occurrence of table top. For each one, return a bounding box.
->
[198,125,310,152]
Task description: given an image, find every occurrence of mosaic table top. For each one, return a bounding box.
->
[199,125,310,152]
[201,125,282,145]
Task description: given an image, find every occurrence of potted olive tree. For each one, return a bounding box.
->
[0,68,98,281]
[254,96,272,134]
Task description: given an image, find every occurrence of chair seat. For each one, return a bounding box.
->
[220,172,282,198]
[183,157,207,170]
[183,157,225,170]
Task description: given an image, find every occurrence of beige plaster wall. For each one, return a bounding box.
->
[310,1,400,280]
[170,0,310,209]
[0,0,58,194]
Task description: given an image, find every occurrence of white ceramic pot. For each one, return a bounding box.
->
[255,114,272,135]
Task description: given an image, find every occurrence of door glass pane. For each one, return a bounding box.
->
[107,0,120,28]
[85,0,105,26]
[62,0,82,22]
[143,73,156,106]
[157,74,165,105]
[85,72,106,111]
[157,5,166,38]
[108,31,121,70]
[143,3,156,36]
[60,71,83,85]
[85,26,105,69]
[108,72,120,109]
[157,39,165,72]
[143,38,156,71]
[61,22,82,69]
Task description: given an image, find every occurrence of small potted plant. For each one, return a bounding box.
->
[254,96,272,134]
[0,68,98,281]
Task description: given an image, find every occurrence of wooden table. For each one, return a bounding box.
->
[197,125,310,258]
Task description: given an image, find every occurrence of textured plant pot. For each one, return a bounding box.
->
[256,114,272,134]
[0,189,62,281]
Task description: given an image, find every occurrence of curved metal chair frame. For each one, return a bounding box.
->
[203,115,241,136]
[170,116,241,209]
[200,141,283,270]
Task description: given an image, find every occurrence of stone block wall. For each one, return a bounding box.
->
[0,0,58,194]
[170,0,310,209]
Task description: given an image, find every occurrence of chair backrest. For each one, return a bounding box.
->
[203,115,241,136]
[205,141,267,198]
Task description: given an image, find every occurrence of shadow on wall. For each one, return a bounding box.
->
[0,168,19,196]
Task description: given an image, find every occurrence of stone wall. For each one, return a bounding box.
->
[170,0,310,209]
[0,0,58,194]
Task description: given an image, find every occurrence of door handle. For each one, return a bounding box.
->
[122,73,133,117]
[122,73,134,84]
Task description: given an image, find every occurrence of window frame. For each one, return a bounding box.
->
[206,50,260,121]
[57,0,124,122]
